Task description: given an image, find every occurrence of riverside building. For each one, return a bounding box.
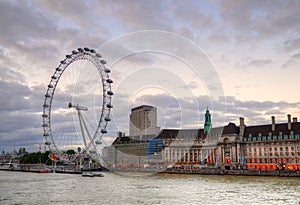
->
[129,105,160,136]
[103,107,300,171]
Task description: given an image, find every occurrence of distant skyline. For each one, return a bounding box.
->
[1,0,300,152]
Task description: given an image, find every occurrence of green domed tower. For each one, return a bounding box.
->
[204,108,212,134]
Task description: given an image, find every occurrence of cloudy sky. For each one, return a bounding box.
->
[1,0,300,152]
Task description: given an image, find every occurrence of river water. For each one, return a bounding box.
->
[0,171,299,205]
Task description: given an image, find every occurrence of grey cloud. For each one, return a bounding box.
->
[220,0,300,42]
[281,52,300,69]
[0,66,26,84]
[110,0,171,31]
[0,1,57,46]
[283,37,300,52]
[248,59,273,67]
[0,81,32,112]
[239,57,273,69]
[173,26,194,41]
[171,1,214,29]
[35,0,89,23]
[208,34,229,45]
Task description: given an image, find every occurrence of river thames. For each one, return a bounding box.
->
[0,171,299,205]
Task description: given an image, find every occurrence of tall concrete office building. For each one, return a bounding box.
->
[129,105,160,136]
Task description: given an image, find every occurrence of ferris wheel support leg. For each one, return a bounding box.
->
[80,113,95,150]
[78,110,87,148]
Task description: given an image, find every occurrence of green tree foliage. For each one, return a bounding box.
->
[66,149,75,155]
[19,151,51,165]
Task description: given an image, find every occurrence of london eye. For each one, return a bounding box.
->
[42,47,113,163]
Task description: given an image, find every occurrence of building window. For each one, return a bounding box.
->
[280,147,283,151]
[285,147,289,151]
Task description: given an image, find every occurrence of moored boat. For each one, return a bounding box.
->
[82,172,104,177]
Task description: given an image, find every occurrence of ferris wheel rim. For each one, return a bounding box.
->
[42,47,113,163]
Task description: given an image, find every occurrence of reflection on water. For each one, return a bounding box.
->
[0,171,299,205]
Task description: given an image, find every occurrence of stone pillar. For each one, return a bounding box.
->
[221,146,224,164]
[237,143,240,163]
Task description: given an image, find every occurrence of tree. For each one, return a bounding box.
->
[66,149,75,155]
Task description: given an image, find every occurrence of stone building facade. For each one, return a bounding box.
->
[103,109,300,170]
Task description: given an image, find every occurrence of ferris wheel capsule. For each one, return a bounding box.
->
[95,140,102,145]
[107,91,114,95]
[104,117,111,121]
[106,79,113,83]
[106,103,113,108]
[84,47,90,52]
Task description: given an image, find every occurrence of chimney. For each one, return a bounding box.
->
[287,114,291,130]
[293,117,297,123]
[118,131,123,138]
[239,117,245,126]
[271,116,275,131]
[239,117,245,137]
